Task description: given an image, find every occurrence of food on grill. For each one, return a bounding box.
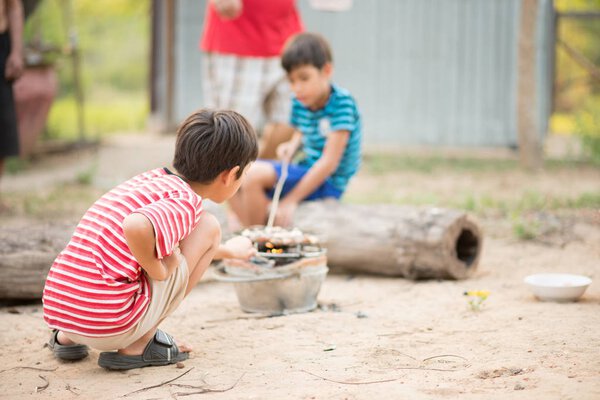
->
[231,226,326,267]
[239,226,320,247]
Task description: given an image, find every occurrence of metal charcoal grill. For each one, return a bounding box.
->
[213,227,329,313]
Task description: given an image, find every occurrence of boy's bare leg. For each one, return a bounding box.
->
[258,122,295,160]
[180,212,221,295]
[228,161,277,226]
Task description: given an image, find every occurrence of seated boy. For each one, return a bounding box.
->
[43,109,258,370]
[228,32,362,228]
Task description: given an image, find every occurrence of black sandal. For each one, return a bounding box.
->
[47,330,89,361]
[98,330,189,370]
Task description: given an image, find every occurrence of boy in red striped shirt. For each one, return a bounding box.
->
[43,109,258,370]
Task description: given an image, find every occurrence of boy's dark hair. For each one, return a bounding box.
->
[281,32,333,73]
[173,109,258,183]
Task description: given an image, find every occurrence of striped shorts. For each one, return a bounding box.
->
[202,53,292,131]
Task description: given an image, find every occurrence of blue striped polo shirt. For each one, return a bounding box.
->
[290,83,362,192]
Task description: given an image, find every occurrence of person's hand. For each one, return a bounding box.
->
[276,140,296,163]
[5,51,24,81]
[211,0,243,20]
[222,236,256,260]
[274,199,298,228]
[161,245,182,276]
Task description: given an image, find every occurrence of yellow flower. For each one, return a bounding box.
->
[464,290,490,299]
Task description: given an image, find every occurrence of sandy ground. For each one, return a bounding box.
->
[0,134,599,399]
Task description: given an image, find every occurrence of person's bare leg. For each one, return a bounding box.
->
[258,122,295,160]
[228,161,277,226]
[180,212,221,295]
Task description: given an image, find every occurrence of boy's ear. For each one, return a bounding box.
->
[322,62,333,78]
[223,166,241,185]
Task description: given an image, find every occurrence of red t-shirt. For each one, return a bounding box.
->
[200,0,303,57]
[43,168,203,337]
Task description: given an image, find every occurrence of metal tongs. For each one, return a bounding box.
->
[266,158,289,229]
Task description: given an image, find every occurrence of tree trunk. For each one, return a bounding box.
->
[0,204,482,299]
[293,202,482,280]
[0,223,73,300]
[517,0,542,170]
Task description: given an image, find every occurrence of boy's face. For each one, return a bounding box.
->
[287,63,332,110]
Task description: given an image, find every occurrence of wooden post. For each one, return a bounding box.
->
[517,0,543,170]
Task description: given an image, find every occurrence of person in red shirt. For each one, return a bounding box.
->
[43,109,258,370]
[200,0,303,160]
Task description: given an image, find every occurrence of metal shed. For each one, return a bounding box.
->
[151,0,554,148]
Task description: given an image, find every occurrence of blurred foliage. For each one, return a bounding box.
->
[554,0,600,111]
[46,93,148,140]
[23,0,150,139]
[574,97,600,163]
[549,113,577,134]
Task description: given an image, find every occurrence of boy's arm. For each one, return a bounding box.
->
[275,130,349,226]
[122,213,180,281]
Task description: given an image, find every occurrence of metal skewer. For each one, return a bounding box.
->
[266,159,289,229]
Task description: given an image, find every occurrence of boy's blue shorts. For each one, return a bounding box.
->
[264,160,343,201]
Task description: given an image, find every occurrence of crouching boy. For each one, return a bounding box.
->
[43,109,257,370]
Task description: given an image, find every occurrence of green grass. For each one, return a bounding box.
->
[4,157,30,174]
[3,183,104,220]
[45,94,148,140]
[347,189,600,213]
[362,154,520,175]
[362,153,597,176]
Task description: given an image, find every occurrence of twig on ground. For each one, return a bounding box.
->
[65,383,80,395]
[121,367,194,397]
[301,365,463,386]
[377,332,412,337]
[0,366,58,374]
[397,352,418,361]
[172,373,245,397]
[35,375,49,393]
[301,370,400,385]
[422,354,468,362]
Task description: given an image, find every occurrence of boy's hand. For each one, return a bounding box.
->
[5,51,24,81]
[219,236,256,260]
[274,199,298,228]
[211,0,242,20]
[276,141,297,163]
[161,245,182,275]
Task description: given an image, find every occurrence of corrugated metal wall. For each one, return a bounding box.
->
[171,0,553,147]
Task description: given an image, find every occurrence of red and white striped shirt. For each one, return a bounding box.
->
[43,168,203,337]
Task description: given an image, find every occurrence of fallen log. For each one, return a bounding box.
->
[292,202,482,280]
[0,203,481,299]
[0,223,73,300]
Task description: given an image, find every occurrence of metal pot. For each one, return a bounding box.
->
[213,262,329,314]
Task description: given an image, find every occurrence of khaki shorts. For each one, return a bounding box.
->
[65,259,189,351]
[202,53,292,130]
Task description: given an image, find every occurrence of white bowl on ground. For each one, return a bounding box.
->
[524,273,592,302]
